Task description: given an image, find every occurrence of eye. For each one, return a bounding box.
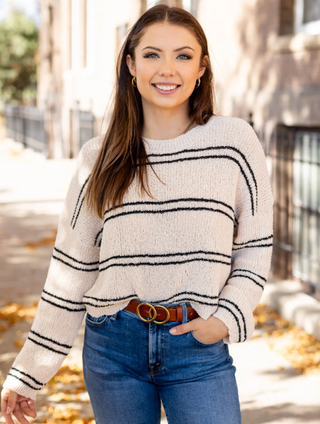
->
[143,53,158,59]
[178,54,192,60]
[143,53,192,60]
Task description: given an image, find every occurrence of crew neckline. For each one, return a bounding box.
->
[142,115,215,153]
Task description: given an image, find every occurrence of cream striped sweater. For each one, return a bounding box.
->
[3,115,274,400]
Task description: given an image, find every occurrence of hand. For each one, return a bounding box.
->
[1,387,37,424]
[169,316,229,343]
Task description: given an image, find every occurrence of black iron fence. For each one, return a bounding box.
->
[270,124,320,294]
[72,109,95,150]
[4,104,47,155]
[4,104,95,157]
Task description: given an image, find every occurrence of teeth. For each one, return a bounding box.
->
[154,84,178,91]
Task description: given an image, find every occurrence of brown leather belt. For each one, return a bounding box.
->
[124,299,199,324]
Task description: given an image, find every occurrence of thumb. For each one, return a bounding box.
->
[6,390,17,415]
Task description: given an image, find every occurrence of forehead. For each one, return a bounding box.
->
[137,22,200,50]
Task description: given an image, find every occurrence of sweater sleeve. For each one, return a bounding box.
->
[212,121,274,344]
[2,138,103,400]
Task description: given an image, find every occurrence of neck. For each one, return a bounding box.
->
[141,105,195,140]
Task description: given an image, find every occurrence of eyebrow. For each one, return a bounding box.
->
[141,46,195,52]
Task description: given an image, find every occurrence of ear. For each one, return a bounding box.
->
[198,54,208,78]
[126,54,136,77]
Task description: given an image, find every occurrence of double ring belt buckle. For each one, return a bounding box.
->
[136,302,171,324]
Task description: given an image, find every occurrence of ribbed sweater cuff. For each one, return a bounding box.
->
[2,374,41,401]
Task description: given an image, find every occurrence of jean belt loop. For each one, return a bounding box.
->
[182,302,188,324]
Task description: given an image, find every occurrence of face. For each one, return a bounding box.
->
[126,23,208,114]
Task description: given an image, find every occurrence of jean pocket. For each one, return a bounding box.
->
[86,312,111,327]
[188,330,224,347]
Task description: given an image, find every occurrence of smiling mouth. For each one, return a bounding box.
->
[152,84,181,91]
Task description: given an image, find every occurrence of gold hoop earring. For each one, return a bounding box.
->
[132,76,137,87]
[195,78,201,88]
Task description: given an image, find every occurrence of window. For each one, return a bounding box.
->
[279,0,294,35]
[295,0,320,34]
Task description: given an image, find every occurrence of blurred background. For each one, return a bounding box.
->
[0,1,320,423]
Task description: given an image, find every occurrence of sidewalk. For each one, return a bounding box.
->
[0,138,320,424]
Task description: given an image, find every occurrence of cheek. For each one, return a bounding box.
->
[136,63,154,81]
[178,67,198,87]
[180,75,197,95]
[182,68,198,82]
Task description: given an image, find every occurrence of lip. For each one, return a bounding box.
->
[152,82,181,85]
[152,83,181,95]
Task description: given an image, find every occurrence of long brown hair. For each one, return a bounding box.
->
[85,4,216,219]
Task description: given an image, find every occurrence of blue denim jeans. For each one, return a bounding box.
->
[82,299,241,424]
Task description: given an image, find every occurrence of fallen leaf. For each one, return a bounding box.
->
[23,230,57,250]
[254,303,320,375]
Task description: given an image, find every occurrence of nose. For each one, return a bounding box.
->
[158,57,176,77]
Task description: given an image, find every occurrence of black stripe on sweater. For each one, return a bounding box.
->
[230,269,266,282]
[233,234,273,246]
[11,367,45,387]
[232,243,273,251]
[219,298,247,341]
[95,197,237,245]
[41,296,86,312]
[52,255,99,272]
[95,229,103,247]
[159,298,218,307]
[70,177,89,228]
[30,329,72,349]
[72,196,85,230]
[99,250,231,266]
[93,205,238,247]
[155,292,219,305]
[215,304,242,342]
[83,291,219,303]
[103,206,235,226]
[28,337,68,356]
[83,293,138,302]
[42,289,84,306]
[53,247,99,266]
[99,256,231,273]
[143,153,256,215]
[228,274,264,290]
[84,298,219,308]
[146,145,258,210]
[8,373,42,391]
[104,197,236,215]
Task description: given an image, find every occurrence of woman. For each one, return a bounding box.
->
[1,4,273,424]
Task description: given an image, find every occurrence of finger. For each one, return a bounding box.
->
[169,316,203,335]
[1,398,15,424]
[1,390,16,424]
[169,321,195,335]
[6,390,18,418]
[13,407,31,424]
[19,399,37,418]
[7,390,17,416]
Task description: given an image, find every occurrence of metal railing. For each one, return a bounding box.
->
[4,104,47,155]
[74,109,95,149]
[270,124,320,294]
[4,104,95,157]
